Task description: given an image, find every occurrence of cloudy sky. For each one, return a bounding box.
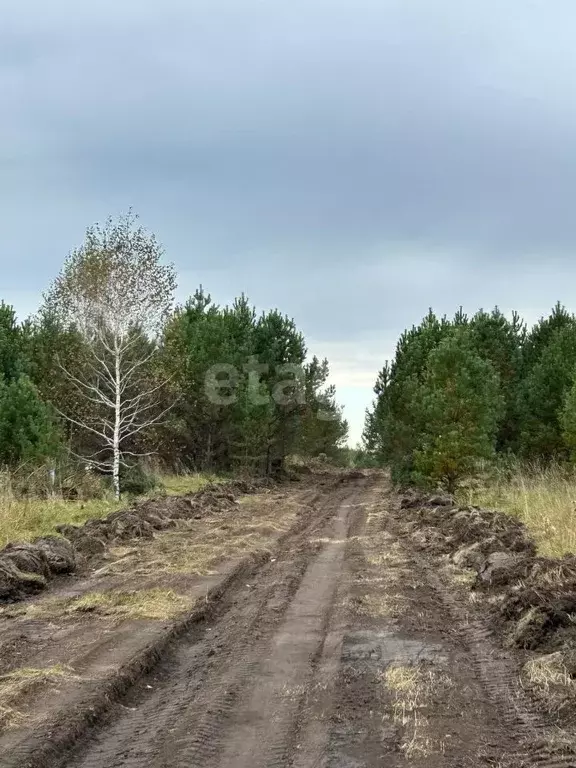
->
[3,0,576,442]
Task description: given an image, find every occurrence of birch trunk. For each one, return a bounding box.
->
[112,342,121,500]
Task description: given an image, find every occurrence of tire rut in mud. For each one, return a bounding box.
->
[386,494,576,768]
[55,478,371,768]
[11,476,567,768]
[322,482,559,768]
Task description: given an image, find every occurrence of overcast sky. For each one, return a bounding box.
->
[3,0,576,443]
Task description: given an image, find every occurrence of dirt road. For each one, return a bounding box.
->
[4,474,575,768]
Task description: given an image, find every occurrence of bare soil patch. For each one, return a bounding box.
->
[0,478,317,764]
[397,488,576,754]
[4,472,576,768]
[0,481,267,603]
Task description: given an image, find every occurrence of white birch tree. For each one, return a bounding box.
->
[44,212,176,499]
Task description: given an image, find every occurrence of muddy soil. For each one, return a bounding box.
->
[3,475,576,768]
[398,491,576,743]
[0,481,270,602]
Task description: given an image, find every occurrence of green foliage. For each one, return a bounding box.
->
[0,376,61,466]
[0,302,24,381]
[517,325,576,459]
[560,376,576,460]
[0,215,347,486]
[119,463,159,496]
[159,289,347,474]
[521,302,574,374]
[363,309,453,483]
[469,308,524,450]
[22,310,91,441]
[364,303,576,490]
[413,328,503,491]
[0,303,63,468]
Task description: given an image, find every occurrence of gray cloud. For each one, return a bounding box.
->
[3,0,576,441]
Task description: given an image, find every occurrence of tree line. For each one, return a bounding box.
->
[0,213,348,496]
[363,303,576,490]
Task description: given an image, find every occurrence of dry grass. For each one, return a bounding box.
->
[523,652,573,690]
[65,588,191,620]
[521,652,576,721]
[128,531,271,577]
[385,665,423,698]
[459,464,576,558]
[441,562,477,587]
[355,593,403,618]
[159,473,221,496]
[25,588,191,621]
[0,473,215,548]
[366,532,409,569]
[382,662,452,759]
[101,493,297,579]
[0,664,78,730]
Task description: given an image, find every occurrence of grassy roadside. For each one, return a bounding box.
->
[458,465,576,558]
[0,474,219,548]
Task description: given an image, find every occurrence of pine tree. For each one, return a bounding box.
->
[159,289,347,473]
[0,302,24,381]
[0,376,60,466]
[518,324,576,459]
[469,307,525,450]
[364,309,452,482]
[560,372,576,460]
[413,328,503,492]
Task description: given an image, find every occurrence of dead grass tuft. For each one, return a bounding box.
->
[442,562,477,587]
[523,653,573,690]
[459,464,576,557]
[0,664,78,731]
[68,589,191,620]
[29,588,191,621]
[382,662,453,758]
[354,593,403,619]
[520,651,576,721]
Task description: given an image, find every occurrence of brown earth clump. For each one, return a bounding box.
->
[399,492,576,655]
[0,480,267,605]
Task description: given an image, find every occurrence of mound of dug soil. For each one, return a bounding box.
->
[400,493,576,654]
[400,492,536,561]
[0,537,76,601]
[56,482,266,556]
[0,481,266,605]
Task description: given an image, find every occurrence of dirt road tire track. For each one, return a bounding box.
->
[41,477,370,768]
[386,495,576,768]
[5,475,576,768]
[0,485,322,768]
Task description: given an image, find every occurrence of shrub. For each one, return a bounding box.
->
[119,463,158,496]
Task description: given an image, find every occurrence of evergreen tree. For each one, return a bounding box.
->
[521,302,575,374]
[0,302,24,381]
[0,376,60,466]
[469,308,524,450]
[362,362,392,463]
[21,310,91,451]
[159,289,347,473]
[413,328,503,491]
[365,309,452,482]
[517,324,576,459]
[560,371,576,461]
[297,358,349,458]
